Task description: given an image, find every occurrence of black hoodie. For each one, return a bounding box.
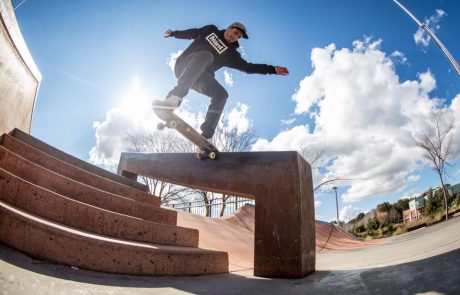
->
[171,25,276,75]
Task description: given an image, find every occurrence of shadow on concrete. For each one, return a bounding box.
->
[1,242,459,294]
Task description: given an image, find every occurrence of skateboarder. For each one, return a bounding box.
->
[153,22,289,140]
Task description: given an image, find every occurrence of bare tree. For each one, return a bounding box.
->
[300,146,326,169]
[213,127,257,152]
[126,124,257,212]
[209,126,257,216]
[127,131,194,205]
[417,111,455,221]
[300,145,359,191]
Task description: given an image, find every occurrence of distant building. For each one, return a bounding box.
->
[403,196,426,223]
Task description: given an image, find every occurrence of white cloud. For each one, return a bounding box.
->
[390,51,407,64]
[414,9,447,47]
[399,192,419,200]
[252,125,311,151]
[225,103,251,134]
[315,200,322,209]
[450,94,460,159]
[166,50,183,72]
[254,36,460,203]
[238,45,247,58]
[281,117,297,126]
[90,93,252,169]
[339,204,362,223]
[406,174,420,183]
[223,70,234,87]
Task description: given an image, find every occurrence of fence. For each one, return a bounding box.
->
[168,196,255,218]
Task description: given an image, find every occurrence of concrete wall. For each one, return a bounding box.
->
[0,0,41,135]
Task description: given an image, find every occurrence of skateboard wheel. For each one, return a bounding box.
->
[157,123,166,130]
[169,120,177,129]
[208,151,217,160]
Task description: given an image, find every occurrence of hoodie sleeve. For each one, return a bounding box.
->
[228,51,276,75]
[172,25,216,40]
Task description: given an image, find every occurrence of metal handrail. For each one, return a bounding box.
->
[167,197,255,217]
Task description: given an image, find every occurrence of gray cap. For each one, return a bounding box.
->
[230,22,249,39]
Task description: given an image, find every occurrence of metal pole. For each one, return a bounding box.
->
[333,186,340,226]
[393,0,460,76]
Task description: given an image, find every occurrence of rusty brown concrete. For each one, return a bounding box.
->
[0,168,198,247]
[118,152,316,278]
[177,204,256,271]
[177,204,383,272]
[315,221,383,251]
[8,128,148,192]
[0,144,174,224]
[0,1,41,135]
[0,200,229,276]
[0,134,159,206]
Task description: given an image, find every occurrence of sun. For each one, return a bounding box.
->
[118,76,152,117]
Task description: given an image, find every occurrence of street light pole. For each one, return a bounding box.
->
[393,0,460,76]
[333,186,340,226]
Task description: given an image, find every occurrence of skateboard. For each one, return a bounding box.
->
[153,106,219,160]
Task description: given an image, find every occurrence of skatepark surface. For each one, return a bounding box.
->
[1,204,459,294]
[176,204,383,271]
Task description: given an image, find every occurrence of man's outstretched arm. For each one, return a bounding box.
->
[230,54,289,76]
[274,66,289,75]
[164,25,216,40]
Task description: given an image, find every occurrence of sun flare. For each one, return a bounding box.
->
[118,76,152,117]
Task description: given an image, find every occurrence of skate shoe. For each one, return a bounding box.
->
[152,95,181,110]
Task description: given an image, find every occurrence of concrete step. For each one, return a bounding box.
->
[8,128,148,192]
[0,201,229,276]
[0,168,198,247]
[0,134,159,206]
[0,145,176,225]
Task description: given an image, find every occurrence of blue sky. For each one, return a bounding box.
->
[13,0,460,222]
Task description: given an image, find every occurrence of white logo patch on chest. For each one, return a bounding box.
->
[205,33,228,54]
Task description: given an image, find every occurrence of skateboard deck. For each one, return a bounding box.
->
[153,106,219,160]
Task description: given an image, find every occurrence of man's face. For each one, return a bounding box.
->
[224,27,244,43]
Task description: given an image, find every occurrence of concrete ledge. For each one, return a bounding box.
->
[0,201,229,276]
[118,151,316,278]
[0,145,175,225]
[1,134,158,206]
[8,128,148,192]
[0,168,198,247]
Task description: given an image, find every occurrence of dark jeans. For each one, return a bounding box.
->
[167,51,228,139]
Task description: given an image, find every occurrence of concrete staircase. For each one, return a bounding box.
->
[0,128,228,276]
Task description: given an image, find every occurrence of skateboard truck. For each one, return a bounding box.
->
[153,106,219,160]
[196,147,217,160]
[157,120,177,130]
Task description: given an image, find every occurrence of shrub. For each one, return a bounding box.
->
[352,223,366,236]
[393,224,407,236]
[366,216,380,232]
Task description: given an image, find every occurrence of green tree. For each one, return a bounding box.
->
[377,202,392,213]
[425,190,444,216]
[352,223,366,236]
[388,207,402,224]
[366,215,380,234]
[349,212,365,224]
[393,199,410,215]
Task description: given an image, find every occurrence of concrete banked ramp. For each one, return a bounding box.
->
[176,204,382,272]
[0,128,228,276]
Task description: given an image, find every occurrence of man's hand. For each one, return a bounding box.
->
[164,29,173,38]
[275,66,289,76]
